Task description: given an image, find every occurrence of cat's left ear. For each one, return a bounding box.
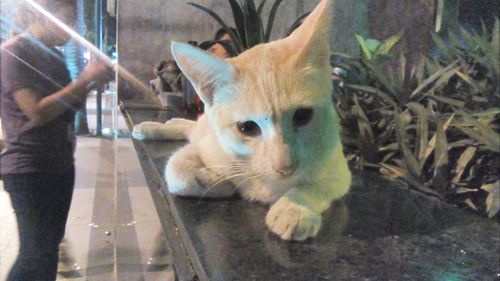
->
[171,41,234,107]
[287,0,331,68]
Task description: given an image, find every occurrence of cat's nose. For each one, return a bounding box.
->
[274,165,296,177]
[271,142,295,177]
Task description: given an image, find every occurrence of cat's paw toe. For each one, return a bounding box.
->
[132,123,146,140]
[265,197,321,241]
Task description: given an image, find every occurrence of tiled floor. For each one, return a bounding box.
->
[0,137,175,281]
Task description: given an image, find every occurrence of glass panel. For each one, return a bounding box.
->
[1,1,497,280]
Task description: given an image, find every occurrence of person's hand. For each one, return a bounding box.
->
[80,61,114,86]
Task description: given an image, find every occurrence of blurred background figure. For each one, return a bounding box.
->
[210,27,236,58]
[0,0,113,280]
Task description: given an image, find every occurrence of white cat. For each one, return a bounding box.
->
[132,0,351,241]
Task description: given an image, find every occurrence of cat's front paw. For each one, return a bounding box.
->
[131,121,162,140]
[265,197,321,241]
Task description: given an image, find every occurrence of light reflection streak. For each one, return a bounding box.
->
[0,17,66,63]
[0,47,76,112]
[23,0,155,98]
[0,45,84,133]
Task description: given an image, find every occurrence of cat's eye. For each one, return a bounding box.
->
[293,108,314,128]
[237,121,261,137]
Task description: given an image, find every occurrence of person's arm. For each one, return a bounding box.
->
[13,62,112,127]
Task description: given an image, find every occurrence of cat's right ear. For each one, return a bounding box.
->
[287,0,331,68]
[171,42,234,107]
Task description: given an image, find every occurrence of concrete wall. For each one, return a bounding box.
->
[117,0,369,101]
[369,0,436,67]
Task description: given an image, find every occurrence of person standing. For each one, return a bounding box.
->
[0,0,113,280]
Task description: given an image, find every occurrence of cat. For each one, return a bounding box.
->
[132,0,351,241]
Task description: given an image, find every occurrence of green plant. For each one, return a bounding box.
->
[332,26,499,218]
[188,0,309,54]
[353,32,403,62]
[430,19,500,217]
[431,19,499,108]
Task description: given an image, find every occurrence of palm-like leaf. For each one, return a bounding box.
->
[264,0,282,41]
[189,0,308,53]
[333,28,499,217]
[355,34,372,60]
[285,12,311,37]
[242,0,264,49]
[374,31,404,58]
[188,2,243,53]
[228,0,247,48]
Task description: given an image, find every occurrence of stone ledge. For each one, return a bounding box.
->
[123,107,499,281]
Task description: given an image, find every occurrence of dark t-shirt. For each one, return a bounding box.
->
[1,34,75,175]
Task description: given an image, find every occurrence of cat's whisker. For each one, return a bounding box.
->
[201,163,243,170]
[227,170,259,192]
[233,173,261,191]
[200,165,247,174]
[201,166,247,181]
[205,159,248,166]
[198,171,252,200]
[200,161,249,172]
[198,166,247,185]
[207,171,249,188]
[200,162,251,182]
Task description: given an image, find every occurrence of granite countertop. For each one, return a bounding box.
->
[121,106,499,281]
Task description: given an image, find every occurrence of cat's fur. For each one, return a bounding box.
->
[132,0,351,241]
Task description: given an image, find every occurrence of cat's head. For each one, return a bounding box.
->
[172,0,339,182]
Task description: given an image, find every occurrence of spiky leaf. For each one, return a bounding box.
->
[423,114,454,164]
[380,163,441,198]
[344,84,397,107]
[430,95,465,108]
[264,0,282,41]
[355,34,373,60]
[491,18,500,76]
[229,0,247,48]
[472,108,500,117]
[410,62,457,99]
[431,118,449,193]
[374,31,404,58]
[243,0,264,48]
[188,2,243,53]
[482,181,500,218]
[394,110,421,178]
[285,11,311,37]
[451,146,477,184]
[354,97,374,140]
[454,108,500,152]
[380,163,408,179]
[407,102,428,165]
